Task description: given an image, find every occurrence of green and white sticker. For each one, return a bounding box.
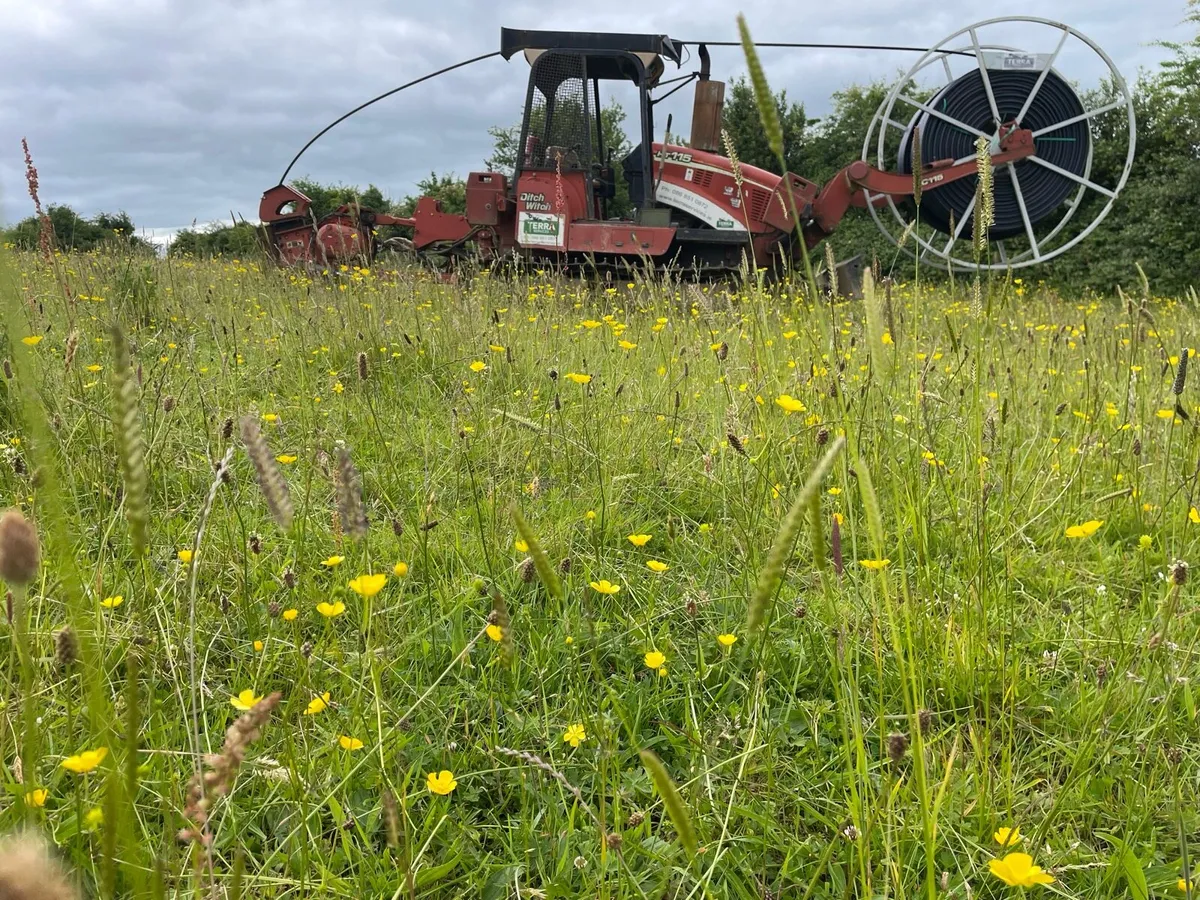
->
[518,212,565,248]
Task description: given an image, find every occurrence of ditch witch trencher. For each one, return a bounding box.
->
[259,18,1135,275]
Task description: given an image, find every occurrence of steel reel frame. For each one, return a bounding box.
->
[863,16,1137,271]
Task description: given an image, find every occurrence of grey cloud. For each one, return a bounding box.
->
[0,0,1188,234]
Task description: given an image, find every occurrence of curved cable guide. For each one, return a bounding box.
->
[275,39,968,183]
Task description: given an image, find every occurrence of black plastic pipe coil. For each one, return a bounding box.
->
[899,68,1090,240]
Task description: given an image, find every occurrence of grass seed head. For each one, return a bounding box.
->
[736,15,783,160]
[180,691,282,845]
[63,330,78,370]
[54,625,77,668]
[0,509,39,585]
[509,503,563,602]
[911,126,923,207]
[240,415,293,531]
[0,831,79,900]
[824,241,838,299]
[748,436,845,632]
[334,444,368,540]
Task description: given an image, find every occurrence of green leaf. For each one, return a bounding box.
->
[639,749,698,858]
[415,854,461,889]
[1111,844,1149,900]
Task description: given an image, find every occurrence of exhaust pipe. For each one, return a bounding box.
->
[689,43,724,153]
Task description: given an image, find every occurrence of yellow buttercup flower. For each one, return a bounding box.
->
[231,689,263,711]
[177,549,194,563]
[24,788,48,807]
[563,723,587,748]
[1064,519,1103,538]
[348,573,387,597]
[427,770,458,795]
[304,692,331,715]
[589,579,620,595]
[1190,507,1200,525]
[321,555,345,567]
[627,533,651,547]
[469,360,486,373]
[994,826,1021,847]
[644,650,666,670]
[717,633,737,649]
[514,539,529,553]
[276,454,298,464]
[253,640,264,652]
[860,559,891,570]
[100,595,124,608]
[565,372,592,384]
[282,607,299,621]
[486,624,504,642]
[393,561,409,577]
[774,394,806,414]
[988,852,1054,887]
[61,747,108,774]
[21,335,43,346]
[646,560,669,572]
[339,735,364,751]
[317,600,345,618]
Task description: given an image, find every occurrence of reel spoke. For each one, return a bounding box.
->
[898,94,989,139]
[969,28,1003,126]
[1006,163,1042,260]
[1032,99,1124,136]
[944,192,976,258]
[1027,156,1116,198]
[1016,28,1070,125]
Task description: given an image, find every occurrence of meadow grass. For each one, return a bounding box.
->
[0,247,1198,900]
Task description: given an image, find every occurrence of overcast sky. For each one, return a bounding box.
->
[0,0,1190,244]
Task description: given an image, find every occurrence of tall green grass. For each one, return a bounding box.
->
[0,242,1196,899]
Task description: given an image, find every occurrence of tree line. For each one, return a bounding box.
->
[5,4,1200,295]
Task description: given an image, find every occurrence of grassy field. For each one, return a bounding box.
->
[0,247,1198,899]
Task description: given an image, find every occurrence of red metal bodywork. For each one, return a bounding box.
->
[259,126,1035,272]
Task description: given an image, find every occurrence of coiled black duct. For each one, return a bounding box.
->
[898,68,1090,239]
